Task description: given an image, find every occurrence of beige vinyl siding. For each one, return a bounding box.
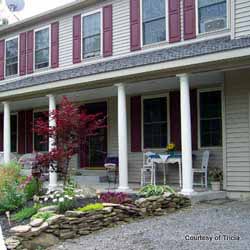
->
[224,69,250,191]
[235,0,250,37]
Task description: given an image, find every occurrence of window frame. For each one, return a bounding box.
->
[81,9,103,60]
[141,93,170,150]
[33,109,49,152]
[5,36,19,78]
[34,25,51,71]
[197,88,223,149]
[140,0,169,47]
[196,0,230,36]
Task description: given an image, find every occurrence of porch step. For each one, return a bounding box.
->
[188,191,227,204]
[78,170,107,176]
[74,170,108,184]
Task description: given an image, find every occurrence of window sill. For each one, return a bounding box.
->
[5,74,19,80]
[198,146,223,150]
[34,66,51,73]
[141,40,168,51]
[197,28,230,39]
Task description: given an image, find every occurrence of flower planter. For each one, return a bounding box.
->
[211,181,221,191]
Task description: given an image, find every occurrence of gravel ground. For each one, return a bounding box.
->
[49,200,250,250]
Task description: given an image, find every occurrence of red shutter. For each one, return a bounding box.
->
[25,110,33,153]
[170,91,181,150]
[190,89,198,150]
[130,0,141,51]
[19,32,27,76]
[170,90,197,150]
[27,30,34,74]
[0,40,5,80]
[18,111,26,154]
[73,15,81,64]
[169,0,181,43]
[103,5,113,57]
[131,96,141,152]
[51,22,59,68]
[183,0,196,40]
[0,113,3,151]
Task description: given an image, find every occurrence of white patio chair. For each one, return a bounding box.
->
[0,152,17,164]
[141,152,162,186]
[192,150,210,188]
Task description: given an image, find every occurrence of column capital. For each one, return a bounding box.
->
[114,83,125,88]
[176,73,189,79]
[46,94,56,98]
[2,101,10,105]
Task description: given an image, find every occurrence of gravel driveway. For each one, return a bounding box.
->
[49,200,250,250]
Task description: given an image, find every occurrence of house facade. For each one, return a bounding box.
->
[0,0,250,198]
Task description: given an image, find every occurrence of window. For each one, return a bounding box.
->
[82,12,101,58]
[199,90,222,147]
[198,0,227,33]
[11,114,17,152]
[34,112,49,152]
[35,27,50,69]
[5,38,18,77]
[143,97,168,148]
[142,0,166,45]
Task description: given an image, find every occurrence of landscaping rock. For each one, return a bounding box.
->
[10,225,31,235]
[5,237,21,249]
[38,205,58,213]
[47,215,65,225]
[30,222,49,236]
[29,219,44,227]
[22,233,59,250]
[65,211,86,218]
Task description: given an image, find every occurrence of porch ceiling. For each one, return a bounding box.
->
[3,71,224,112]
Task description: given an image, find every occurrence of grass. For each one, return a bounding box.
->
[11,206,38,222]
[76,203,104,212]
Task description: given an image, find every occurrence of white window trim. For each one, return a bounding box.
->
[11,112,18,153]
[33,109,49,152]
[197,87,223,149]
[34,25,51,72]
[141,93,170,151]
[195,0,230,36]
[81,9,103,61]
[140,0,169,48]
[4,36,19,78]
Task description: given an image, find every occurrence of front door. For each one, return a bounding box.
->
[79,102,107,168]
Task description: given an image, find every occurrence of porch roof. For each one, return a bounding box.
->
[0,36,250,101]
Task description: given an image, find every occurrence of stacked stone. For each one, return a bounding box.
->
[5,194,191,250]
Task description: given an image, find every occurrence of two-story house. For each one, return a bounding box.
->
[0,0,250,198]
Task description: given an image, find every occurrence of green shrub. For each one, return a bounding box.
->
[11,206,38,222]
[58,199,76,214]
[0,182,26,213]
[32,211,55,221]
[76,203,104,212]
[139,185,176,198]
[23,177,42,200]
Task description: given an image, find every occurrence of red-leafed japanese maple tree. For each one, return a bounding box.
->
[33,96,104,183]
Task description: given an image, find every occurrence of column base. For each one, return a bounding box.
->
[181,188,195,196]
[116,186,133,193]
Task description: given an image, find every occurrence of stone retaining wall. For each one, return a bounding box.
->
[5,194,191,250]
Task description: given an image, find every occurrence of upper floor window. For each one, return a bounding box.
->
[82,12,101,59]
[35,27,50,69]
[143,96,168,148]
[5,37,18,77]
[142,0,166,46]
[198,0,227,33]
[199,90,222,147]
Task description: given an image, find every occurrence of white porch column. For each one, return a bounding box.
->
[3,102,11,164]
[116,83,130,191]
[178,74,194,195]
[47,94,57,191]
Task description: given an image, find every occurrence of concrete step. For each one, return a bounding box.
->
[189,191,227,204]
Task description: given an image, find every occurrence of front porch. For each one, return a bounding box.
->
[0,69,226,195]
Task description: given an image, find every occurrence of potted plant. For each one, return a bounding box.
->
[209,168,223,191]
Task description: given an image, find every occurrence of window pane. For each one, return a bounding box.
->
[83,13,101,58]
[35,28,49,69]
[143,18,166,45]
[83,35,100,58]
[34,112,49,152]
[200,91,222,147]
[199,0,227,33]
[143,97,167,148]
[142,0,166,45]
[11,115,17,152]
[5,38,18,76]
[142,0,165,22]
